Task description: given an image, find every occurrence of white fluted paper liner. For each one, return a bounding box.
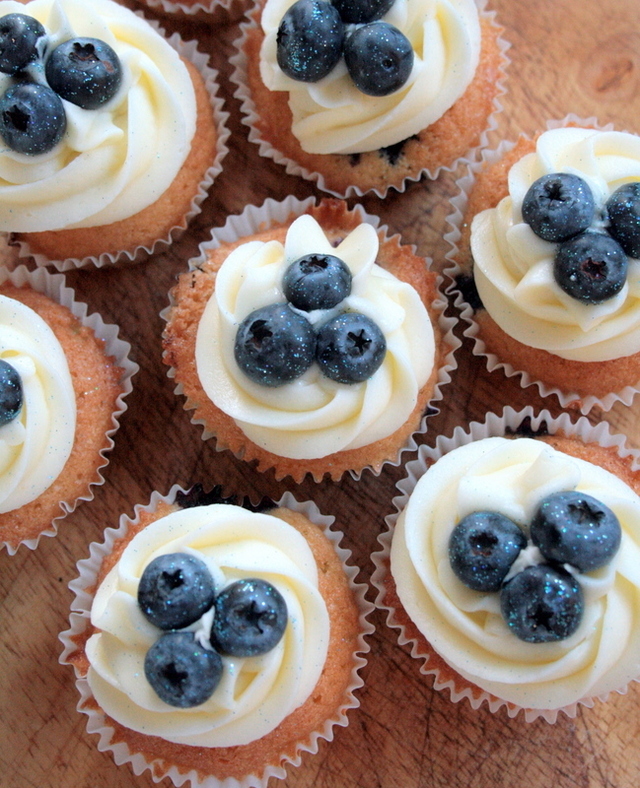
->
[370,405,640,723]
[136,0,251,22]
[442,114,640,415]
[59,487,374,788]
[12,27,230,272]
[229,0,510,199]
[0,265,138,554]
[161,194,460,482]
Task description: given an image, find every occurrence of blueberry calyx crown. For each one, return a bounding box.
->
[448,490,621,643]
[0,358,24,426]
[276,0,413,97]
[138,552,288,707]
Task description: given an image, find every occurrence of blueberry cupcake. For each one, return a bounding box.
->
[162,197,457,482]
[231,0,508,197]
[60,487,372,786]
[372,407,640,722]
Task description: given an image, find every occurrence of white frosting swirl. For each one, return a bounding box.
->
[391,437,640,709]
[86,504,330,747]
[0,293,76,513]
[194,215,434,460]
[259,0,481,154]
[0,0,197,232]
[471,127,640,362]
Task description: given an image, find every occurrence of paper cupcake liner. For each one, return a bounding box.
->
[0,265,138,554]
[442,113,640,415]
[11,26,230,272]
[228,0,510,199]
[160,194,460,482]
[59,487,374,788]
[370,405,640,723]
[134,0,251,22]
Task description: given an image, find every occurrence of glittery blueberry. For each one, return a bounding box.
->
[283,253,352,311]
[0,82,66,154]
[343,22,413,97]
[521,172,596,243]
[315,312,386,383]
[553,230,628,304]
[331,0,394,24]
[277,0,344,83]
[0,359,23,426]
[45,37,122,110]
[0,13,46,75]
[606,182,640,258]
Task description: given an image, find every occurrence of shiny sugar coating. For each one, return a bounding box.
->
[0,82,66,155]
[277,0,344,82]
[315,311,386,383]
[45,37,122,110]
[331,0,394,24]
[343,22,414,97]
[553,230,628,304]
[283,252,352,311]
[606,181,640,258]
[521,172,596,243]
[0,13,46,75]
[0,359,23,426]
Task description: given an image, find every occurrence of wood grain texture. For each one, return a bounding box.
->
[2,0,640,786]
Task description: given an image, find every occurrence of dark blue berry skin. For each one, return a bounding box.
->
[530,490,621,572]
[211,578,288,657]
[277,0,344,83]
[606,182,640,259]
[0,359,23,426]
[553,230,628,304]
[144,631,222,708]
[448,511,527,592]
[283,253,352,311]
[0,82,66,155]
[343,22,414,97]
[521,173,596,243]
[500,564,583,643]
[137,553,216,631]
[45,38,122,110]
[0,13,46,75]
[331,0,394,23]
[234,303,315,387]
[315,312,386,383]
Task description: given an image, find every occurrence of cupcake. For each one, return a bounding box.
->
[231,0,508,197]
[60,487,371,786]
[0,264,135,553]
[162,197,457,483]
[372,408,640,722]
[448,121,640,412]
[0,0,228,270]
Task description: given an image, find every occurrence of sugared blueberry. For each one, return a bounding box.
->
[45,37,122,110]
[343,22,413,97]
[315,312,386,383]
[144,631,222,708]
[500,564,583,643]
[211,578,288,657]
[137,553,216,631]
[0,359,23,426]
[331,0,394,23]
[448,511,527,592]
[553,230,628,304]
[606,182,640,258]
[521,172,596,242]
[0,82,65,154]
[283,253,352,311]
[234,303,315,387]
[0,13,46,75]
[530,490,621,572]
[277,0,344,83]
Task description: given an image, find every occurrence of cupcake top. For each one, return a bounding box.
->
[470,126,640,362]
[194,213,435,460]
[390,435,640,710]
[259,0,481,155]
[0,292,75,513]
[86,503,330,747]
[0,0,197,232]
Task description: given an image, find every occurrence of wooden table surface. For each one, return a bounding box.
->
[3,0,640,786]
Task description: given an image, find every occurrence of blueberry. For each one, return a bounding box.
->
[530,490,621,572]
[331,0,394,23]
[500,564,583,643]
[343,22,414,97]
[234,303,315,387]
[283,253,352,311]
[211,578,288,657]
[521,173,596,243]
[606,182,640,258]
[0,82,66,155]
[316,312,386,383]
[448,511,527,592]
[45,38,122,110]
[0,13,46,76]
[0,359,23,426]
[277,0,344,83]
[137,553,216,631]
[144,631,222,708]
[553,230,628,304]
